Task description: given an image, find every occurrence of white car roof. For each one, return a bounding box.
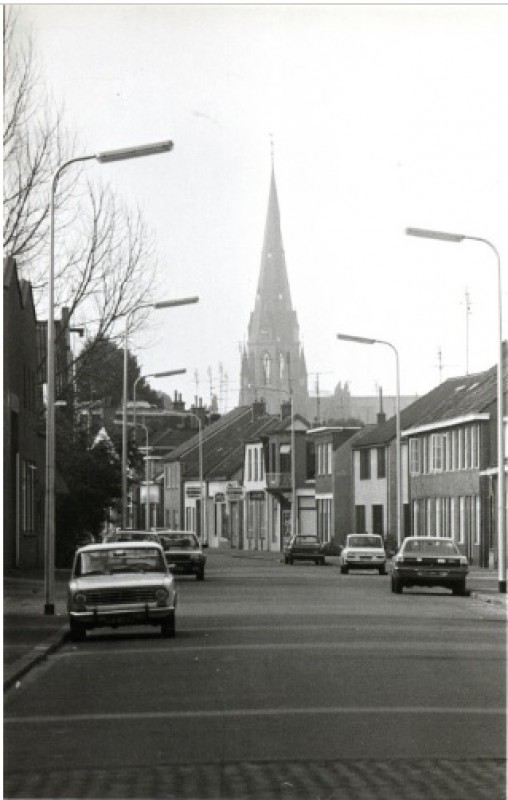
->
[77,541,163,554]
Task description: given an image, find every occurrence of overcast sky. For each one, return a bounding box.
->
[15,3,508,411]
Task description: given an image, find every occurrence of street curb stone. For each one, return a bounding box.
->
[3,625,69,691]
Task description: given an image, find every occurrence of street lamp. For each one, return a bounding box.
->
[336,333,402,548]
[45,139,173,615]
[406,226,506,593]
[121,297,199,529]
[166,410,206,544]
[132,369,187,438]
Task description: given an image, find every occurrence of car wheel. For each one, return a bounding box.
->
[379,566,386,575]
[320,558,326,566]
[69,619,86,642]
[452,580,466,596]
[340,565,348,574]
[161,613,176,638]
[196,567,205,581]
[288,557,293,565]
[284,556,289,564]
[391,577,403,594]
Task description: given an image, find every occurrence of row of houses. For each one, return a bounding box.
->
[152,354,507,567]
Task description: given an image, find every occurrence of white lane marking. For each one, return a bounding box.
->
[58,639,506,658]
[5,706,504,725]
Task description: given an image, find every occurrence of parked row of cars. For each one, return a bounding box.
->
[67,529,207,642]
[68,530,470,642]
[283,533,469,595]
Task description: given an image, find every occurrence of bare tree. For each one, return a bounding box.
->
[4,8,160,381]
[3,7,76,273]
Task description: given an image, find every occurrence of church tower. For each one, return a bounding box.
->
[239,161,309,415]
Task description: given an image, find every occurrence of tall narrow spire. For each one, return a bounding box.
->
[239,159,309,415]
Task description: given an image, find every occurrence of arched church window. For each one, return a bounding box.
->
[279,352,285,379]
[263,353,271,384]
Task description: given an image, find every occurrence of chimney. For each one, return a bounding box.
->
[171,391,185,413]
[251,399,266,419]
[377,387,386,425]
[280,400,291,420]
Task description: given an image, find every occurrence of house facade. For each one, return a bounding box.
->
[307,425,364,549]
[3,257,45,569]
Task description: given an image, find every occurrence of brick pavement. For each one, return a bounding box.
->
[4,758,506,799]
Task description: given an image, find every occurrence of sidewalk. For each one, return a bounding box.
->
[3,559,506,691]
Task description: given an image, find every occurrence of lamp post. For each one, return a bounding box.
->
[132,369,187,440]
[166,410,206,544]
[336,334,402,548]
[406,227,506,593]
[121,297,199,529]
[45,139,173,615]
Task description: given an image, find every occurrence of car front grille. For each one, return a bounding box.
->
[84,587,157,606]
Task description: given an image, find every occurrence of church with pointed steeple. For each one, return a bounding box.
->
[239,162,309,415]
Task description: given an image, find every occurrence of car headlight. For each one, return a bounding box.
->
[155,587,169,605]
[73,591,86,609]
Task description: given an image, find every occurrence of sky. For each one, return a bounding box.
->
[13,3,508,412]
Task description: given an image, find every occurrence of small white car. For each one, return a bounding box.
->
[68,541,177,641]
[340,534,387,575]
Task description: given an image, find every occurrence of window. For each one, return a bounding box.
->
[474,496,481,545]
[317,499,332,543]
[248,449,252,481]
[355,505,366,533]
[259,448,264,480]
[165,464,179,489]
[254,449,258,481]
[409,439,420,475]
[430,434,444,472]
[377,447,386,479]
[458,497,465,544]
[280,444,291,475]
[359,449,371,480]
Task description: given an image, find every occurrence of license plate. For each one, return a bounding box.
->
[418,570,446,577]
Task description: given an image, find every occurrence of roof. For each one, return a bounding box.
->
[164,405,282,480]
[353,367,497,447]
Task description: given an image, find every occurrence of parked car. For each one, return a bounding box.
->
[157,531,207,580]
[391,536,469,595]
[109,530,162,545]
[340,534,387,575]
[284,534,326,566]
[67,541,177,640]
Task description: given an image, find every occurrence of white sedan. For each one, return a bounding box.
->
[340,534,387,575]
[67,541,177,641]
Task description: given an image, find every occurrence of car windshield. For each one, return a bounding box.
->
[115,533,159,542]
[403,539,459,556]
[347,536,383,548]
[159,534,199,550]
[75,547,166,576]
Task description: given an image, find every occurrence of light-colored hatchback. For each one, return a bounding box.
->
[340,534,387,575]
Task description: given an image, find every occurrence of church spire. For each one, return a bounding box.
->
[239,155,309,415]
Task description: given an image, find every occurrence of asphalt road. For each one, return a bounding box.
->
[4,553,506,799]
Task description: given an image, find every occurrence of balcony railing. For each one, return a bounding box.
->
[266,472,292,490]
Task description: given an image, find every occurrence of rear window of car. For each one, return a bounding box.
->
[295,536,319,543]
[75,547,166,576]
[347,536,383,549]
[159,534,199,550]
[402,539,459,556]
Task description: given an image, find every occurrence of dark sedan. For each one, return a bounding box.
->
[157,531,207,580]
[284,534,326,566]
[391,536,469,595]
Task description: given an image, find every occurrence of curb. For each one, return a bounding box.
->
[469,590,508,609]
[3,624,69,692]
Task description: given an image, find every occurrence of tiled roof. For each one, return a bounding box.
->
[353,367,497,447]
[164,406,281,480]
